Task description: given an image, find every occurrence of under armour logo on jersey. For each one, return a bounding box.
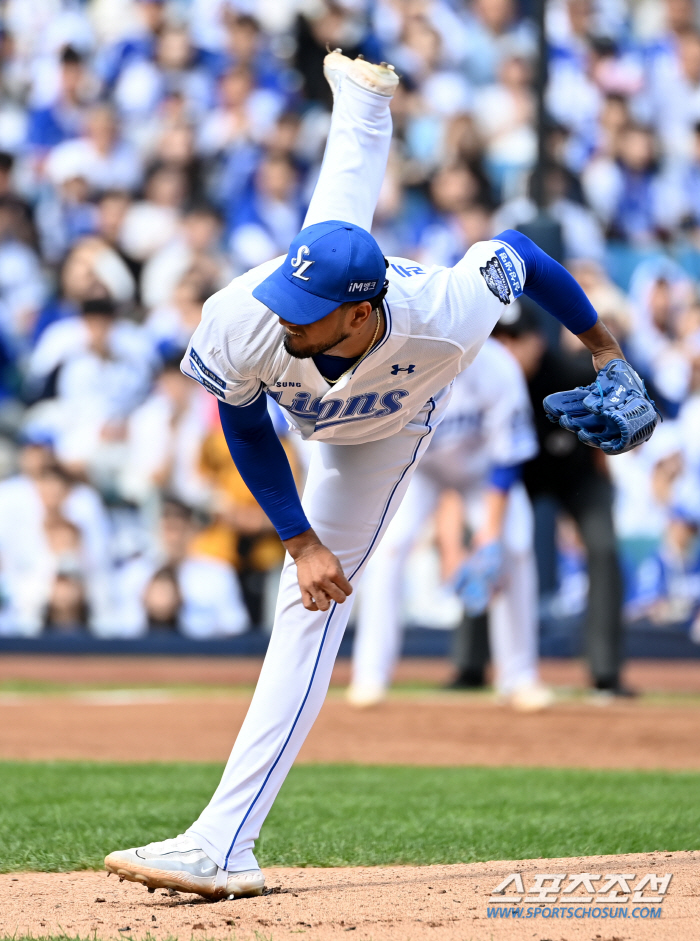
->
[391,364,416,375]
[290,245,314,281]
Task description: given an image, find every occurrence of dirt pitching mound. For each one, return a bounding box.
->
[1,852,697,941]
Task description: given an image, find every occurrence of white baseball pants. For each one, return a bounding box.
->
[353,473,539,696]
[187,74,446,871]
[188,402,444,870]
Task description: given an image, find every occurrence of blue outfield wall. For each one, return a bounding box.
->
[0,619,698,658]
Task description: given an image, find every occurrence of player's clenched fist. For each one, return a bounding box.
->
[284,529,353,611]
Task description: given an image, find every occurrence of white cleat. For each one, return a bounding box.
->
[104,834,265,900]
[508,682,555,713]
[323,49,399,98]
[323,48,354,98]
[346,682,387,708]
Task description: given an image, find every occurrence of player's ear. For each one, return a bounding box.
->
[348,300,373,329]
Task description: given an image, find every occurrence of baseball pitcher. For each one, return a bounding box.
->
[105,52,658,899]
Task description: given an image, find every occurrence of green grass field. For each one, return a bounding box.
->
[1,761,699,872]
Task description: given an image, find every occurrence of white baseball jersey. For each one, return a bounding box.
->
[181,240,526,445]
[416,337,539,489]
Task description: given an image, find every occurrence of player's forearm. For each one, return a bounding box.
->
[283,527,321,558]
[218,398,310,541]
[219,400,352,612]
[575,319,623,371]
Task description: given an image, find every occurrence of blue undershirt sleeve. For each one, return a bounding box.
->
[218,396,310,542]
[495,229,598,335]
[489,463,523,493]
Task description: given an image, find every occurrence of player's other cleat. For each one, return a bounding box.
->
[104,834,265,900]
[508,682,555,713]
[323,49,398,99]
[346,681,386,707]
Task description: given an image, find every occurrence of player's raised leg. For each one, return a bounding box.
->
[302,52,397,232]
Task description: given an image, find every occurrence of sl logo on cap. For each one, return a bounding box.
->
[290,245,314,281]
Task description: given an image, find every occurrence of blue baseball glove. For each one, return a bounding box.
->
[453,542,504,616]
[543,359,660,455]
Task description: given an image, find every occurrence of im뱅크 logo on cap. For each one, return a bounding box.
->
[347,279,378,293]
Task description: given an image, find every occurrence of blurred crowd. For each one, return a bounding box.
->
[0,0,698,639]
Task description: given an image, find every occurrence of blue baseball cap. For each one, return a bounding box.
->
[252,220,386,325]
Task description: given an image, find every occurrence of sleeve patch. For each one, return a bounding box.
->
[494,247,523,297]
[189,358,227,399]
[189,347,227,389]
[479,256,512,305]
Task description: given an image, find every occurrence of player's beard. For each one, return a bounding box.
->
[282,326,352,359]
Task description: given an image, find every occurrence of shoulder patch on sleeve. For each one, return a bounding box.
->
[189,347,227,390]
[189,362,227,399]
[479,256,512,305]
